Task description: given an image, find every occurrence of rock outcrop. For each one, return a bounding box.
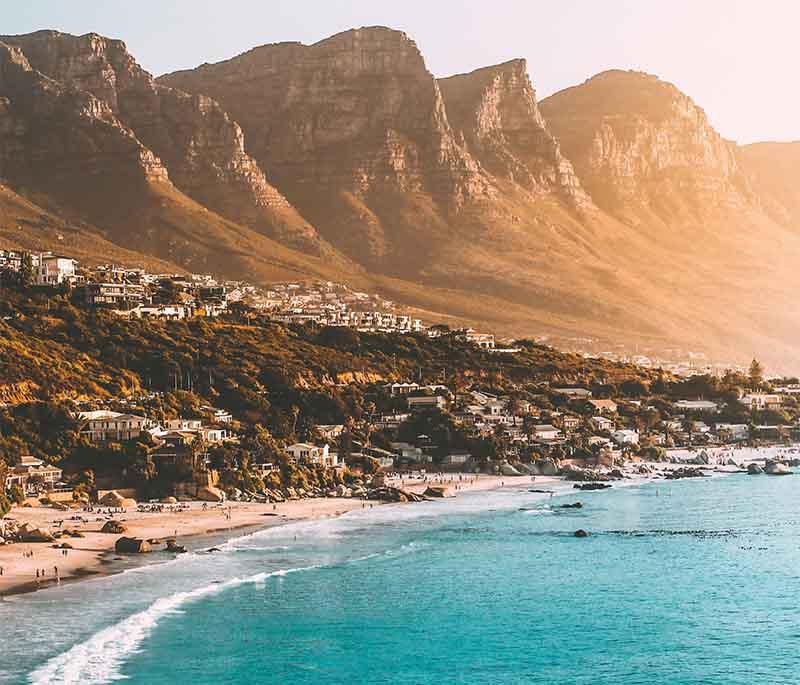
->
[540,70,751,219]
[160,27,494,265]
[0,40,168,198]
[115,536,152,554]
[438,60,590,206]
[1,30,322,252]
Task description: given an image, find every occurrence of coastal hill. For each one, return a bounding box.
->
[3,28,800,366]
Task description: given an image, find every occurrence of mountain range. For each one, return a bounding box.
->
[1,26,799,368]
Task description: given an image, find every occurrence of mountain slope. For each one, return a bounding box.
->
[738,142,800,226]
[540,70,751,223]
[1,30,325,254]
[0,39,359,285]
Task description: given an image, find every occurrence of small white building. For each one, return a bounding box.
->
[79,411,152,442]
[740,394,782,411]
[285,443,338,468]
[532,424,562,442]
[674,400,719,413]
[5,455,63,493]
[612,429,640,446]
[591,416,615,432]
[36,254,77,286]
[407,396,447,411]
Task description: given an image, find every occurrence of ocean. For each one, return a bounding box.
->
[2,473,799,684]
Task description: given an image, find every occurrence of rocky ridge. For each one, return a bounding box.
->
[540,70,751,220]
[2,30,322,252]
[438,59,590,206]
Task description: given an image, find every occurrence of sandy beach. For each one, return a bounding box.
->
[0,474,543,597]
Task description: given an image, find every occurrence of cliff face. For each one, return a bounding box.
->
[739,142,800,226]
[438,60,590,206]
[2,31,322,252]
[160,27,498,265]
[0,40,168,200]
[161,27,492,206]
[540,70,750,219]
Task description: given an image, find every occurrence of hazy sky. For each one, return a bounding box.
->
[4,0,799,144]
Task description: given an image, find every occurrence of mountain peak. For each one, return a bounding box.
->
[540,68,748,217]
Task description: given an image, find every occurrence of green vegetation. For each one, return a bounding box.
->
[0,287,796,501]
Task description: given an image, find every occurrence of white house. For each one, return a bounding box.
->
[36,254,77,286]
[285,443,338,468]
[740,394,782,411]
[531,424,562,442]
[5,455,63,493]
[79,411,152,442]
[591,416,615,432]
[612,429,640,446]
[674,400,719,413]
[553,388,592,400]
[716,423,749,442]
[407,396,447,411]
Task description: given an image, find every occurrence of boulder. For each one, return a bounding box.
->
[101,520,127,534]
[166,539,188,553]
[424,486,455,498]
[51,501,70,511]
[560,502,583,509]
[574,529,589,538]
[18,523,55,543]
[561,465,609,482]
[574,483,612,491]
[197,486,226,503]
[114,537,152,554]
[500,463,522,476]
[747,463,764,475]
[533,458,559,476]
[765,461,793,476]
[99,490,126,507]
[160,496,178,504]
[665,467,709,480]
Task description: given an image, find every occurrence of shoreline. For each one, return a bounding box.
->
[0,474,532,598]
[0,459,772,600]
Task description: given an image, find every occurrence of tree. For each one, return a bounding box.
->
[749,359,764,389]
[18,253,35,288]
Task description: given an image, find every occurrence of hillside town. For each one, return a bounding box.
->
[2,248,800,512]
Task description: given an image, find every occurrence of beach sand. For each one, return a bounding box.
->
[0,474,544,597]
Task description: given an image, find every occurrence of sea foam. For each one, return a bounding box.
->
[27,565,318,685]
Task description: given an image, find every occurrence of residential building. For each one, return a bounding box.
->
[612,429,640,446]
[78,410,152,442]
[740,394,782,411]
[407,395,447,411]
[86,282,148,310]
[5,456,62,493]
[553,388,592,400]
[285,443,338,468]
[673,400,719,413]
[591,416,615,432]
[531,424,562,442]
[36,254,78,286]
[588,399,618,414]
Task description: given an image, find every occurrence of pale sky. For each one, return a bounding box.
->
[4,0,799,144]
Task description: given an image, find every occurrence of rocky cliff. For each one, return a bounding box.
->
[438,60,589,206]
[540,70,750,220]
[0,40,168,204]
[739,142,800,226]
[2,30,322,252]
[161,27,492,205]
[160,27,497,265]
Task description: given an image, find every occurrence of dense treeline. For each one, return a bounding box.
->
[0,285,785,497]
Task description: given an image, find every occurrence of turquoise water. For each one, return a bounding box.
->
[3,474,800,684]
